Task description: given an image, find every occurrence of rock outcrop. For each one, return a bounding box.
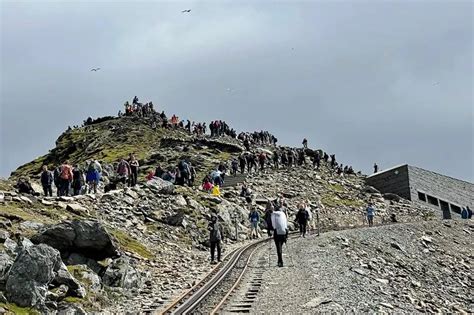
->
[31,220,119,260]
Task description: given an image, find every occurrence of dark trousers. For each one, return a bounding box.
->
[210,240,221,262]
[273,234,285,266]
[43,184,52,197]
[130,166,138,186]
[368,215,374,227]
[59,179,70,196]
[299,223,307,236]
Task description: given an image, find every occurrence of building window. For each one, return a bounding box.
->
[450,204,461,214]
[439,200,450,212]
[427,195,439,206]
[418,192,426,202]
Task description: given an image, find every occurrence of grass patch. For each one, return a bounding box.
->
[0,303,39,315]
[110,229,154,259]
[321,194,363,208]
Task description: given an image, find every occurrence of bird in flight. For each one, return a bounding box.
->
[90,68,101,72]
[182,9,191,13]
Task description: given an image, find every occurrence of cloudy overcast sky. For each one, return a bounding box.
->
[1,0,473,181]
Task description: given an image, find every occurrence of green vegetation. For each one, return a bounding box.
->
[110,229,154,259]
[321,193,363,208]
[0,303,39,315]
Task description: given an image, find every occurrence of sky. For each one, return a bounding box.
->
[1,0,473,182]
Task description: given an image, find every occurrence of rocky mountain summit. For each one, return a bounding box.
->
[0,114,441,313]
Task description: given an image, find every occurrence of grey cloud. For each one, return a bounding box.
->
[1,1,472,181]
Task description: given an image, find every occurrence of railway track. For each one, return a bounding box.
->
[159,237,270,314]
[159,223,386,314]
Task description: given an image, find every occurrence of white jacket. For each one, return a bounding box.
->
[271,211,288,235]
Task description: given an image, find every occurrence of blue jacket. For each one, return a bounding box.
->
[249,210,260,222]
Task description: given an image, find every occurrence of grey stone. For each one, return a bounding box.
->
[102,258,141,289]
[0,230,9,242]
[0,252,13,290]
[5,244,62,307]
[66,203,89,215]
[146,178,175,194]
[31,220,119,260]
[20,221,45,231]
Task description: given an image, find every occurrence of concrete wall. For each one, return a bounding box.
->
[407,166,474,211]
[365,165,411,199]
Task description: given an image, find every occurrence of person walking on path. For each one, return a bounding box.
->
[366,203,375,227]
[249,207,260,239]
[296,203,309,237]
[263,201,274,237]
[117,158,131,186]
[208,214,224,264]
[271,207,288,267]
[40,165,54,197]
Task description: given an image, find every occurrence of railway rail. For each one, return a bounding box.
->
[159,223,386,314]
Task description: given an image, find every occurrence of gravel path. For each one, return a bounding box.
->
[252,219,473,314]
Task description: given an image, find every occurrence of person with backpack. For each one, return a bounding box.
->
[271,206,288,267]
[208,214,224,264]
[218,162,227,184]
[86,160,102,194]
[40,165,54,197]
[366,203,375,227]
[72,165,84,196]
[248,208,260,239]
[177,160,190,186]
[59,160,74,196]
[116,158,131,185]
[128,154,140,187]
[296,203,309,237]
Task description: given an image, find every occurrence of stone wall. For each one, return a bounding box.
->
[365,165,411,199]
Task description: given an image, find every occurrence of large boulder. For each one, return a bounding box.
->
[31,220,119,260]
[146,178,175,194]
[5,244,84,308]
[102,258,141,289]
[0,253,13,291]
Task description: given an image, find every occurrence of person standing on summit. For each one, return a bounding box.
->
[128,154,140,187]
[302,138,308,149]
[59,160,74,196]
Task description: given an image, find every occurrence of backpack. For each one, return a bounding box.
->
[60,165,72,180]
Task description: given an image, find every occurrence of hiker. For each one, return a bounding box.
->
[263,201,274,237]
[154,164,165,179]
[313,151,321,169]
[374,163,378,173]
[240,183,252,198]
[281,151,288,168]
[287,150,293,167]
[239,154,247,174]
[330,154,337,168]
[128,154,140,187]
[296,203,309,237]
[218,162,227,183]
[53,167,61,196]
[366,203,375,227]
[248,207,260,239]
[72,165,84,196]
[86,160,102,194]
[305,203,314,232]
[59,160,74,196]
[271,206,288,267]
[461,207,469,219]
[273,151,279,169]
[178,160,191,186]
[302,138,308,149]
[323,152,329,163]
[117,158,131,185]
[258,152,267,171]
[40,165,54,197]
[208,214,224,264]
[189,162,197,186]
[231,159,238,176]
[202,176,213,192]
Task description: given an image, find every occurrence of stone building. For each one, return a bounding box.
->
[365,164,473,219]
